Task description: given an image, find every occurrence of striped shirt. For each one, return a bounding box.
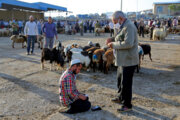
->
[59,69,80,106]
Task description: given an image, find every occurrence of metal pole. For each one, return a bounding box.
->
[136,0,138,19]
[121,0,123,11]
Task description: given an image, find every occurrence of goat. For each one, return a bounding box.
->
[92,49,105,72]
[103,49,115,74]
[41,47,65,71]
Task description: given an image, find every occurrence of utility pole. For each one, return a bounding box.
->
[121,0,123,11]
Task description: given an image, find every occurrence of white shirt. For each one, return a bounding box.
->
[109,22,114,29]
[24,21,38,35]
[114,23,120,29]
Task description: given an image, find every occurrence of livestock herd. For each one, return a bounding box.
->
[40,40,152,74]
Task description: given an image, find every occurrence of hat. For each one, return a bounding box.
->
[70,59,81,66]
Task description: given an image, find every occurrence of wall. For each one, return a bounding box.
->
[153,4,180,16]
[0,10,44,21]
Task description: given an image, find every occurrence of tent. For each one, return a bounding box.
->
[0,0,46,11]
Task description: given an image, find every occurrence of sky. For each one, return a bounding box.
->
[19,0,179,16]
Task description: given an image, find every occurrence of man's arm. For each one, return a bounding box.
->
[35,22,38,36]
[42,23,46,36]
[24,22,28,36]
[54,24,58,39]
[112,24,135,50]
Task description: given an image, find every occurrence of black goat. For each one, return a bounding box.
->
[140,44,152,61]
[41,47,64,71]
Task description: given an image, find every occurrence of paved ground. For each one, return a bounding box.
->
[0,33,180,120]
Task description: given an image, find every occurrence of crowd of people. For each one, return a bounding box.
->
[133,17,180,39]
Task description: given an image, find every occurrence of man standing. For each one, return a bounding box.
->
[59,59,91,114]
[107,11,139,112]
[109,21,114,37]
[11,19,19,35]
[139,19,144,37]
[42,17,58,49]
[24,15,38,55]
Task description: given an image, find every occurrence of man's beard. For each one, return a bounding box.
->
[72,69,77,74]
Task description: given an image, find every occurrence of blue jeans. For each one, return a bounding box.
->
[44,37,54,49]
[27,35,36,53]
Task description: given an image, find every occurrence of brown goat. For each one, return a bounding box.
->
[103,49,115,74]
[92,49,105,72]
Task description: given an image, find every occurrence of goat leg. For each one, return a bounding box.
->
[41,61,44,70]
[12,41,14,48]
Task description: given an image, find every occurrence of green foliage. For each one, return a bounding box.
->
[168,4,180,11]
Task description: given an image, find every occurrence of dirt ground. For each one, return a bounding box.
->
[0,33,180,120]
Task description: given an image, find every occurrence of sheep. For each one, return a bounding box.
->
[153,27,167,41]
[82,46,93,51]
[10,35,27,48]
[103,49,115,74]
[41,47,65,71]
[88,41,101,48]
[64,44,83,56]
[95,28,105,36]
[92,49,105,72]
[66,50,91,71]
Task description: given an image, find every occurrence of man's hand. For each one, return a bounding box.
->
[56,35,58,40]
[107,43,113,48]
[78,94,87,100]
[106,38,112,45]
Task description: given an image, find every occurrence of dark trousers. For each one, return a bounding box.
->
[67,98,91,114]
[117,65,136,108]
[110,29,114,37]
[150,27,154,40]
[139,26,144,37]
[13,31,19,35]
[27,35,36,53]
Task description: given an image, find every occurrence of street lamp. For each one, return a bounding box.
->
[121,0,123,11]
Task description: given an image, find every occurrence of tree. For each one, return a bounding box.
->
[168,4,180,11]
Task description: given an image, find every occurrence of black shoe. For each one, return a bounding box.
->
[117,106,132,112]
[111,98,122,104]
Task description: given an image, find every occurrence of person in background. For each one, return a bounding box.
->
[109,21,114,37]
[18,20,23,34]
[24,15,38,55]
[107,11,139,112]
[79,21,84,36]
[37,19,43,35]
[11,19,19,35]
[59,59,91,114]
[42,17,58,49]
[139,19,144,37]
[95,20,101,36]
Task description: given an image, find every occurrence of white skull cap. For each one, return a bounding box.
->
[71,59,81,66]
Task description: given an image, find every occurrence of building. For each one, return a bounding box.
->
[153,1,180,17]
[0,0,67,20]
